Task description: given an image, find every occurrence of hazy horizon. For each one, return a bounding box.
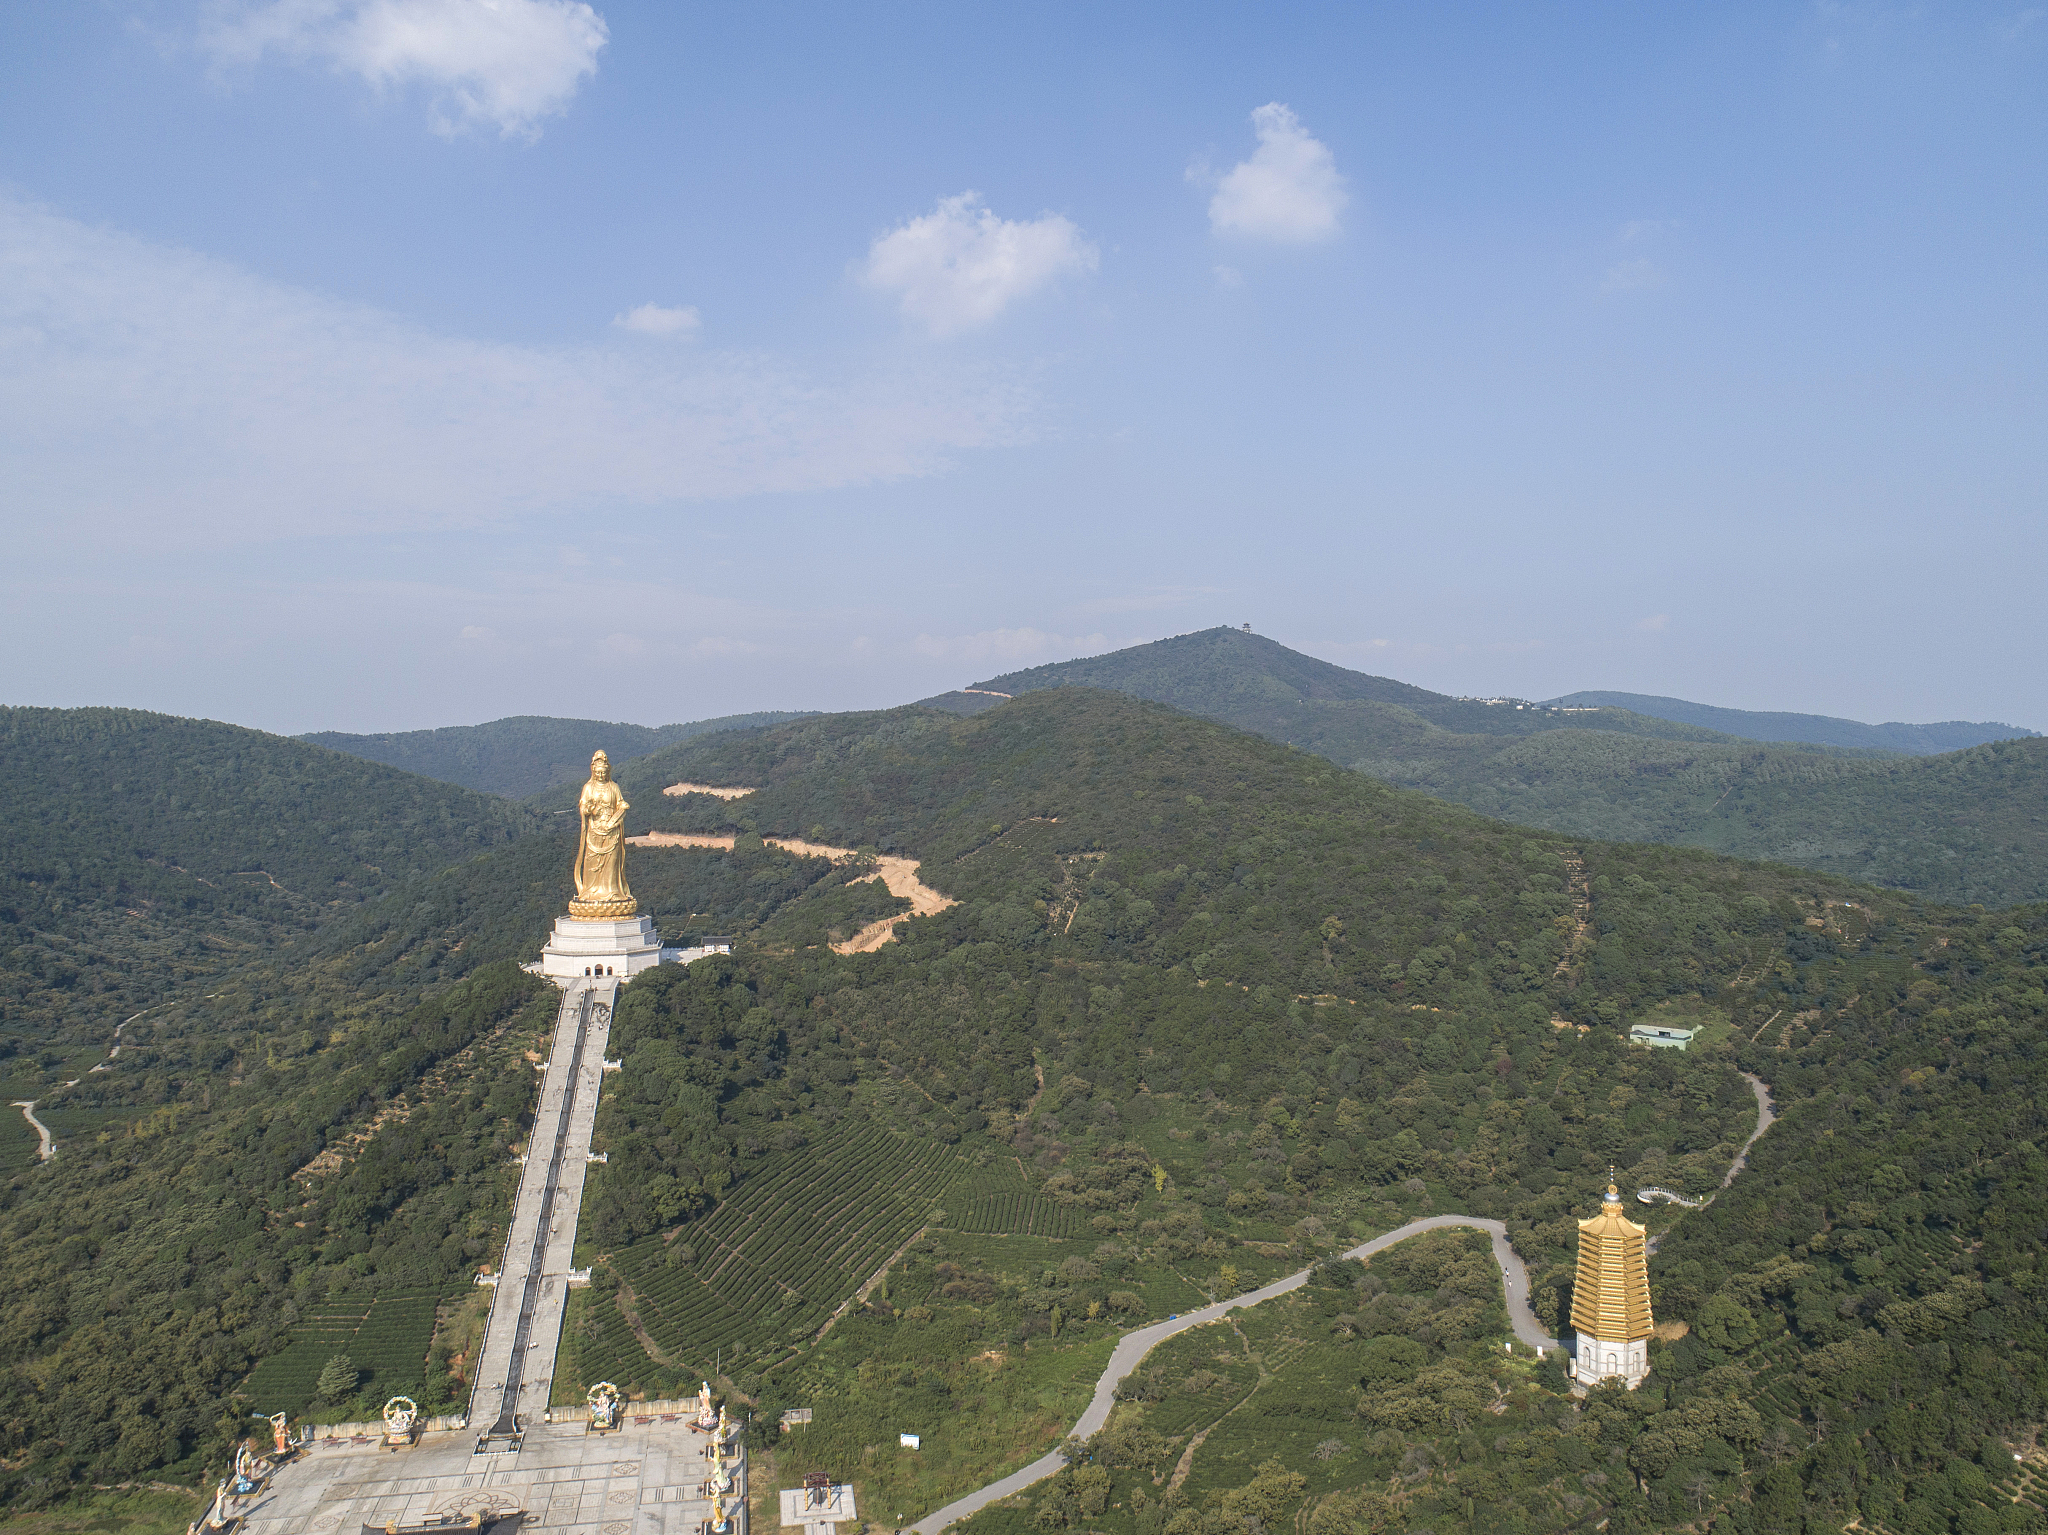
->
[35,625,2042,743]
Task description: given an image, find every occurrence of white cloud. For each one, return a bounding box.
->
[1204,103,1347,243]
[614,302,701,338]
[1637,614,1670,633]
[0,195,1034,551]
[200,0,608,138]
[1603,257,1667,292]
[458,624,496,640]
[1212,264,1243,289]
[862,193,1098,337]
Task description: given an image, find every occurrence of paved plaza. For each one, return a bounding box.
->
[235,1415,745,1535]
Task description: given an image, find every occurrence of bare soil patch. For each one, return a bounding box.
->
[662,782,757,800]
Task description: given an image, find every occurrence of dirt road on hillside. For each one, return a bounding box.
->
[626,831,955,953]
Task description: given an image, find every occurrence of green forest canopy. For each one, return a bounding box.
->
[0,692,2040,1535]
[0,705,539,1095]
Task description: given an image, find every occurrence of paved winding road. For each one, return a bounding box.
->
[911,1073,1780,1535]
[910,1217,1556,1535]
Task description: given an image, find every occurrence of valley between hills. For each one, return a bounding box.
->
[0,681,2042,1535]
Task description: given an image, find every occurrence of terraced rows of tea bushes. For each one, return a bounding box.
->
[945,1163,1087,1238]
[944,1191,1086,1238]
[243,1291,444,1417]
[586,1123,966,1384]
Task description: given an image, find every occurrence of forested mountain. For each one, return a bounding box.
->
[0,691,2042,1535]
[968,628,1737,743]
[0,707,539,1098]
[0,708,565,1497]
[1547,689,2036,755]
[302,710,816,798]
[963,628,2048,906]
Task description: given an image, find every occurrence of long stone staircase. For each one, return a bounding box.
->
[469,978,616,1448]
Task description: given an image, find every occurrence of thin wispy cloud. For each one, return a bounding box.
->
[1604,219,1675,291]
[1603,258,1666,292]
[1995,8,2044,44]
[1071,586,1226,617]
[613,302,700,337]
[199,0,609,138]
[1202,103,1348,243]
[0,195,1034,551]
[910,628,1113,667]
[862,193,1098,337]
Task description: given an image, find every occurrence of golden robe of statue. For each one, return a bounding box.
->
[569,750,637,919]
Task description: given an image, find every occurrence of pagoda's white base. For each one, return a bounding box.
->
[538,915,673,983]
[1568,1333,1648,1391]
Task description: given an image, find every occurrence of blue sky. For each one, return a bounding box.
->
[3,1,2043,735]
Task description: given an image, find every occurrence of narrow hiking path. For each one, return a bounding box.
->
[626,831,956,953]
[15,1006,156,1159]
[1639,1079,1769,1212]
[11,1101,54,1162]
[1727,1072,1775,1187]
[87,1011,139,1075]
[1552,849,1593,978]
[1637,1188,1708,1208]
[911,1072,1779,1534]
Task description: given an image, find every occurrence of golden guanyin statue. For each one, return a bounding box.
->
[569,750,637,919]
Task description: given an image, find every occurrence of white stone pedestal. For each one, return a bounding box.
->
[1568,1332,1648,1391]
[539,915,673,982]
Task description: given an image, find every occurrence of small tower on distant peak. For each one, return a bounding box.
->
[1568,1174,1653,1391]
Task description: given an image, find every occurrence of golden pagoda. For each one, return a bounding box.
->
[1567,1178,1653,1390]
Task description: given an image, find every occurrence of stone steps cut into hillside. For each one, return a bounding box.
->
[468,978,615,1445]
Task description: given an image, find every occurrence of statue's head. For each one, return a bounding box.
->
[591,749,611,782]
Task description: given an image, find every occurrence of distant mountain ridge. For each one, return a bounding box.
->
[1544,690,2035,755]
[953,627,2048,905]
[303,710,817,798]
[965,629,1743,742]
